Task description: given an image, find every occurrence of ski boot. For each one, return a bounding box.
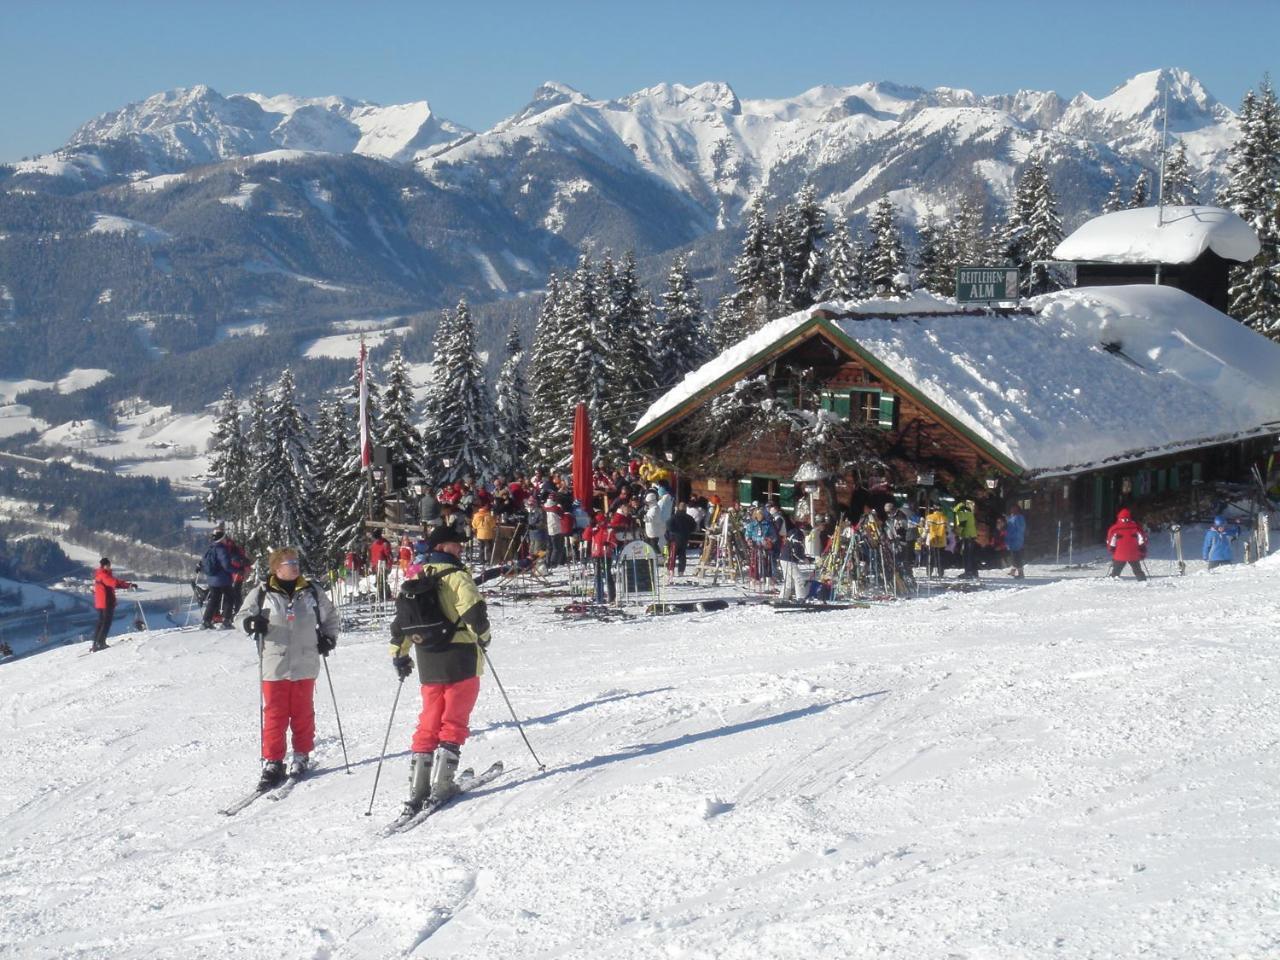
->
[257,760,286,791]
[430,742,462,799]
[402,752,433,816]
[287,753,309,779]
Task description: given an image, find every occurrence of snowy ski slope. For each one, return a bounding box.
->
[1,555,1277,959]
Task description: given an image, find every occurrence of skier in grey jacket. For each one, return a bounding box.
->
[241,547,341,790]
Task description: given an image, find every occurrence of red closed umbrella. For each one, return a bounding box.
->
[571,402,593,510]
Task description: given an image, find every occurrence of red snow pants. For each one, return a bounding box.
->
[261,678,316,761]
[411,676,480,753]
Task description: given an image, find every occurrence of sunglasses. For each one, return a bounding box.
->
[278,560,300,567]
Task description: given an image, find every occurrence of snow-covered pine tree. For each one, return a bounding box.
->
[308,398,362,571]
[1161,140,1199,206]
[1103,174,1127,213]
[1024,160,1065,295]
[946,194,990,284]
[914,214,952,296]
[821,215,862,301]
[420,299,496,483]
[558,253,616,459]
[527,274,572,467]
[206,388,249,534]
[1220,79,1280,337]
[730,195,776,335]
[380,345,423,475]
[866,195,908,295]
[255,369,320,565]
[494,326,531,476]
[242,387,273,567]
[780,184,828,310]
[709,295,742,352]
[654,253,707,390]
[605,251,659,458]
[1127,171,1150,209]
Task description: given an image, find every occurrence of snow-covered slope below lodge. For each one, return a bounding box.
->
[2,556,1277,959]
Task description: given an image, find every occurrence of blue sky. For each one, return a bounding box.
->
[2,0,1277,162]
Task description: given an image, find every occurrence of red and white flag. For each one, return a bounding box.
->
[358,339,371,468]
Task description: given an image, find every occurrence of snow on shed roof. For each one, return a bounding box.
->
[633,286,1280,477]
[1053,206,1259,265]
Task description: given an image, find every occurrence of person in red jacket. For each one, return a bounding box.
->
[586,512,619,602]
[369,528,393,600]
[1106,508,1148,580]
[92,558,136,651]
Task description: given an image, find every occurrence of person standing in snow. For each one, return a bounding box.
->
[91,558,136,651]
[642,490,668,554]
[666,502,697,576]
[199,529,237,629]
[952,499,979,579]
[369,528,393,601]
[777,520,808,601]
[924,504,948,578]
[389,526,492,815]
[1004,504,1027,579]
[1106,508,1148,580]
[1202,516,1241,570]
[241,547,340,789]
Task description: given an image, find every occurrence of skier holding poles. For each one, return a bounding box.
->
[240,547,341,791]
[387,525,493,816]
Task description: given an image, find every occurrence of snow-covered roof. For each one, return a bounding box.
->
[1053,206,1259,265]
[632,286,1280,477]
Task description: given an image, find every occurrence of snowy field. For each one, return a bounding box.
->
[1,554,1278,959]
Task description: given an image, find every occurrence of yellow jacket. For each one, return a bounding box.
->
[639,462,672,486]
[924,510,948,548]
[389,558,490,683]
[472,508,497,541]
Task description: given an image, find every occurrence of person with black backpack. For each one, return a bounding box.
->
[388,525,492,816]
[201,529,236,630]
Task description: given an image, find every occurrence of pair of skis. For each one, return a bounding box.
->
[218,767,309,816]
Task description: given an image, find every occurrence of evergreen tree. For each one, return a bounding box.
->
[605,252,658,455]
[1220,79,1280,336]
[709,295,742,352]
[1161,140,1199,205]
[242,387,273,567]
[494,326,531,475]
[866,195,908,295]
[420,300,496,483]
[946,195,989,282]
[309,398,363,571]
[822,215,862,301]
[255,369,319,564]
[1103,174,1127,213]
[527,275,571,467]
[914,214,952,296]
[729,195,777,334]
[1127,171,1150,208]
[380,345,423,474]
[778,184,828,310]
[206,388,249,534]
[561,254,619,459]
[1005,157,1064,295]
[654,253,708,389]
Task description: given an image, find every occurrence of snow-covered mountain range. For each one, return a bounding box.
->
[0,68,1243,399]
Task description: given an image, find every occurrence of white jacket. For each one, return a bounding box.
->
[245,578,340,682]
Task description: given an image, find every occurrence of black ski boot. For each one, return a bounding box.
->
[402,752,433,816]
[257,760,285,791]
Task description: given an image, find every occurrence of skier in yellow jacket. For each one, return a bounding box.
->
[924,505,949,578]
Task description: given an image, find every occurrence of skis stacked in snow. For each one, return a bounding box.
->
[381,761,504,836]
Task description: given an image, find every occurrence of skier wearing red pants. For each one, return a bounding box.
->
[389,525,492,816]
[241,546,340,791]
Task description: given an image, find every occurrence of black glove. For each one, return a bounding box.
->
[477,631,491,651]
[243,613,268,636]
[317,634,336,656]
[393,654,413,680]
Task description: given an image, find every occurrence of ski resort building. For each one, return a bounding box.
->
[1053,206,1259,313]
[629,286,1280,554]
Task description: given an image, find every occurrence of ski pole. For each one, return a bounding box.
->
[479,646,546,771]
[321,654,351,774]
[365,677,405,816]
[256,634,265,764]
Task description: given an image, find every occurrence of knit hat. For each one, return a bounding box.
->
[100,557,111,567]
[645,491,657,503]
[1213,516,1225,526]
[427,525,464,549]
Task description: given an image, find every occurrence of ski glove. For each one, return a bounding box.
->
[317,634,336,656]
[477,631,491,651]
[243,613,269,636]
[393,654,414,680]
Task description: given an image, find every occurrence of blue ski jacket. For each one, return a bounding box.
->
[1202,525,1239,563]
[1004,513,1026,552]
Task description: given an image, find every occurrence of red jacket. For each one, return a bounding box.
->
[585,523,618,559]
[1106,515,1147,562]
[369,537,393,570]
[94,568,132,609]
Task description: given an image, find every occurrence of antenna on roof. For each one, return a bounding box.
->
[1156,71,1170,228]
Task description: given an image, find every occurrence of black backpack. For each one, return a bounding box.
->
[391,568,460,652]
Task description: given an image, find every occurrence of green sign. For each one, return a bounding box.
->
[956,265,1020,302]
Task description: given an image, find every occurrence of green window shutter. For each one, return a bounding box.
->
[834,392,851,417]
[819,391,833,412]
[878,393,897,430]
[737,477,753,507]
[779,482,796,513]
[1169,465,1181,491]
